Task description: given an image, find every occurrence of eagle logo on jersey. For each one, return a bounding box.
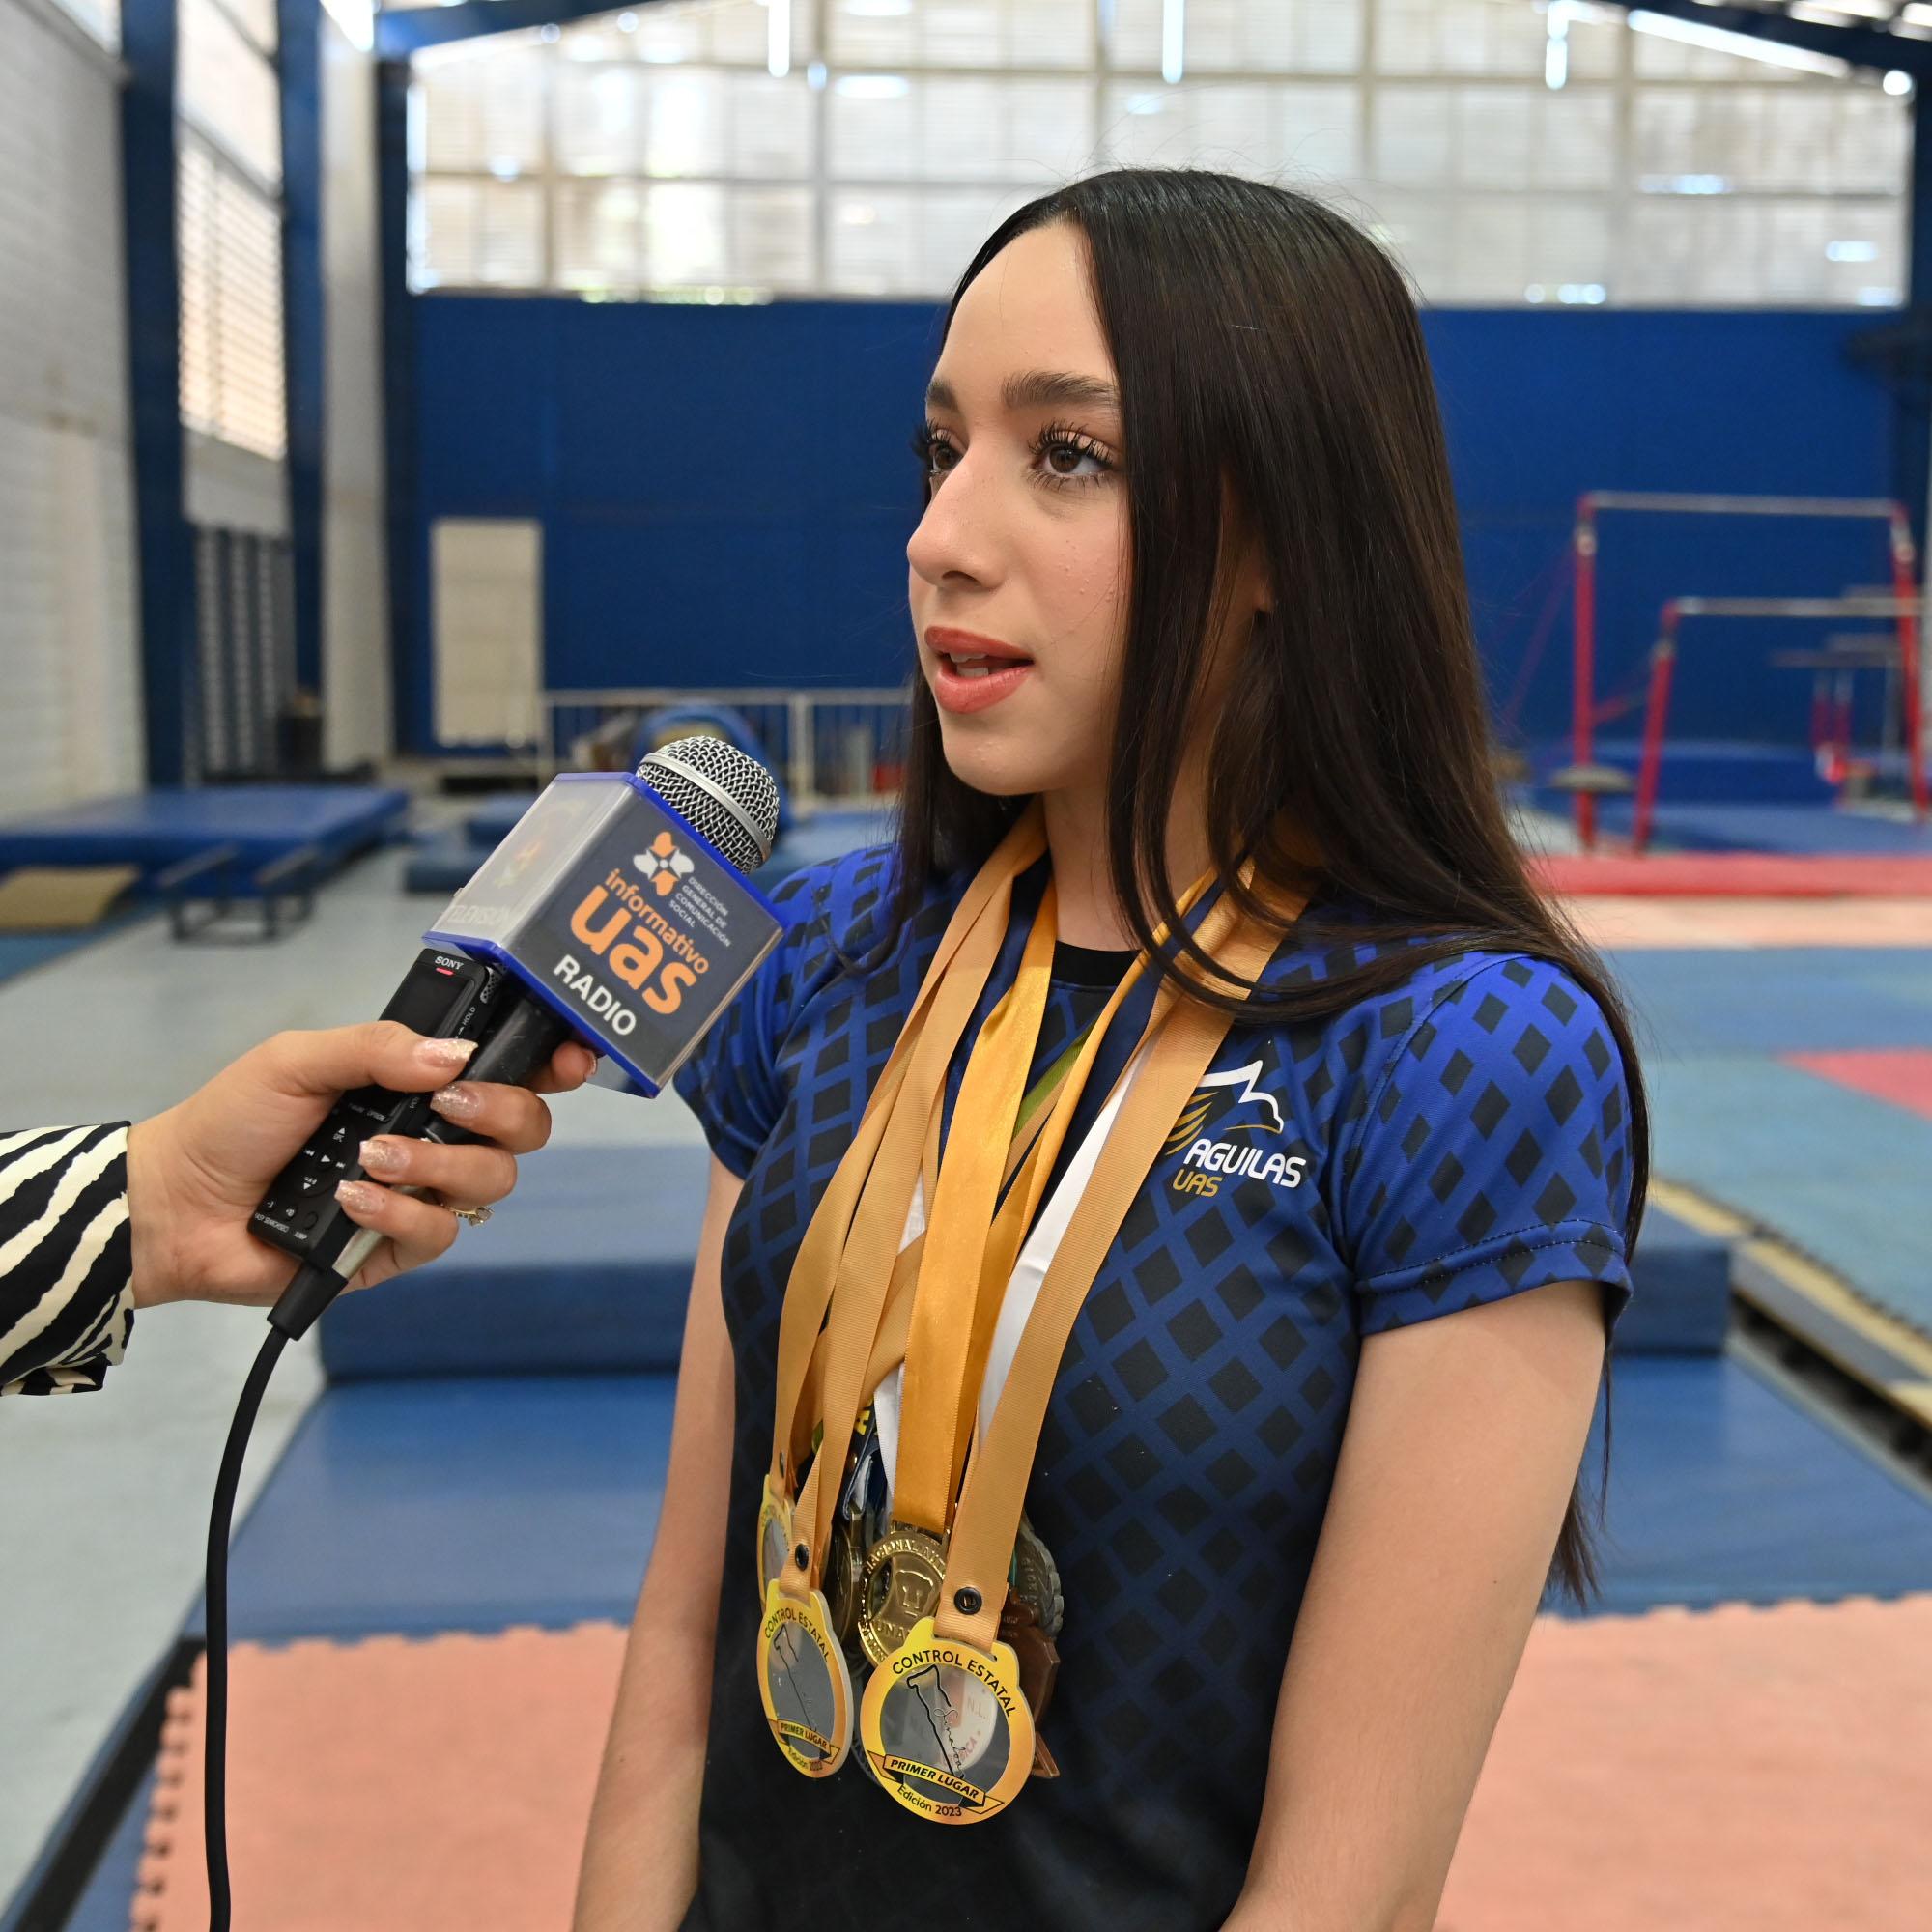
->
[1163,1061,1306,1198]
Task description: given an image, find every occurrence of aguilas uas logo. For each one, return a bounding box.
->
[1163,1061,1307,1198]
[635,830,696,897]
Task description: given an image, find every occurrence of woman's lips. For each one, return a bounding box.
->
[931,651,1034,715]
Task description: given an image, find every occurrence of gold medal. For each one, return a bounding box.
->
[857,1524,948,1668]
[756,1579,855,1777]
[858,1615,1034,1824]
[1009,1517,1064,1640]
[756,1473,795,1609]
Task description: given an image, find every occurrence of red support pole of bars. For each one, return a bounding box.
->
[1633,620,1678,857]
[1888,510,1928,819]
[1573,499,1598,850]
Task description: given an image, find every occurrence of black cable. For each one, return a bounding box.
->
[203,1320,291,1932]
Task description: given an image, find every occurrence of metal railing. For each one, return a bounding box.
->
[537,686,914,812]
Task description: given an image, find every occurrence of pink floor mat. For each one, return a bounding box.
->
[1438,1595,1932,1931]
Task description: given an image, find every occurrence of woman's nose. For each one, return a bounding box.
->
[907,452,1002,590]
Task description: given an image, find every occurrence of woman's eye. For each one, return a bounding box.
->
[1039,437,1108,484]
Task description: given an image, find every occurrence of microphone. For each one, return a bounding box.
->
[248,734,784,1341]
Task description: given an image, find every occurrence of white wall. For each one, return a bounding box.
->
[0,0,142,816]
[320,14,391,767]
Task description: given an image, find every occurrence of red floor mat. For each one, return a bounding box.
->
[133,1603,1932,1929]
[1438,1595,1932,1931]
[1785,1050,1932,1123]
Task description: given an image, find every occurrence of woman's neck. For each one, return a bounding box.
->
[1041,781,1211,949]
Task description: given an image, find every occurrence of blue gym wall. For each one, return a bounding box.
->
[399,297,1899,759]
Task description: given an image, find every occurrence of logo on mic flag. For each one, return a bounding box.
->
[636,830,696,897]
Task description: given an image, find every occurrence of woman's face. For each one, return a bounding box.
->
[906,222,1132,803]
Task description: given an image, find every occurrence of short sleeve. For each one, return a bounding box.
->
[670,861,834,1178]
[1343,956,1634,1338]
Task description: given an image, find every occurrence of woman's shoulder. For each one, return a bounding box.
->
[1250,901,1625,1124]
[757,841,959,1020]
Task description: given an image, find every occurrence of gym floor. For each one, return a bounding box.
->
[7,806,1932,1926]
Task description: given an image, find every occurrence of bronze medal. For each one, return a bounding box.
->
[1009,1516,1064,1640]
[997,1592,1061,1731]
[857,1524,948,1668]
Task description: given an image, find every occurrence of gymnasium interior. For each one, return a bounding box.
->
[3,1,1931,1926]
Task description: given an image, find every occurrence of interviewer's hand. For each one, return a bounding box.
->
[124,1022,597,1309]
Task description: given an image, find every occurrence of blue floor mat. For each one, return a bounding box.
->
[1610,947,1932,1058]
[1575,1350,1932,1612]
[201,1351,1932,1650]
[1642,1054,1932,1340]
[188,1375,676,1642]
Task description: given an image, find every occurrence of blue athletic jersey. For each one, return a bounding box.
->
[672,844,1634,1932]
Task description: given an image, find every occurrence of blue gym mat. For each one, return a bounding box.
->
[1577,1350,1932,1612]
[0,786,409,886]
[317,1147,711,1381]
[186,1375,675,1643]
[1644,1053,1932,1341]
[1612,947,1932,1057]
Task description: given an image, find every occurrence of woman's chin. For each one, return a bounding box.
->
[936,727,1059,801]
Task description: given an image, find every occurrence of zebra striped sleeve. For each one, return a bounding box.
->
[0,1124,136,1397]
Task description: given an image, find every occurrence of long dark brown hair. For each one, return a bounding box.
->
[884,167,1649,1607]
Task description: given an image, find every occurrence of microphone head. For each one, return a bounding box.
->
[637,734,781,872]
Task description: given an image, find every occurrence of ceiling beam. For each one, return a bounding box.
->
[375,0,669,60]
[1604,2,1932,76]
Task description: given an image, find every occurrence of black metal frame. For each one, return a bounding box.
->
[155,841,321,944]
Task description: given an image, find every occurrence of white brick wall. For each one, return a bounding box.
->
[0,0,143,816]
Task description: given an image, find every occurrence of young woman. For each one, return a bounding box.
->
[575,168,1648,1932]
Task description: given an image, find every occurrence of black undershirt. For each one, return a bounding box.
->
[1048,939,1138,990]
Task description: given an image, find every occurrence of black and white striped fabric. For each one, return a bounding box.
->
[0,1125,135,1397]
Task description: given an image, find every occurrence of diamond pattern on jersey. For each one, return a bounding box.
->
[673,848,1634,1932]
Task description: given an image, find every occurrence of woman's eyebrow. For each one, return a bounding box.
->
[924,370,1121,416]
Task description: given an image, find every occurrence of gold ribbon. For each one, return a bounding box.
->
[773,812,1293,1614]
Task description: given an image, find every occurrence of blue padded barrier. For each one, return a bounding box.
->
[321,1149,1723,1384]
[1616,1205,1729,1354]
[319,1147,710,1381]
[0,786,408,889]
